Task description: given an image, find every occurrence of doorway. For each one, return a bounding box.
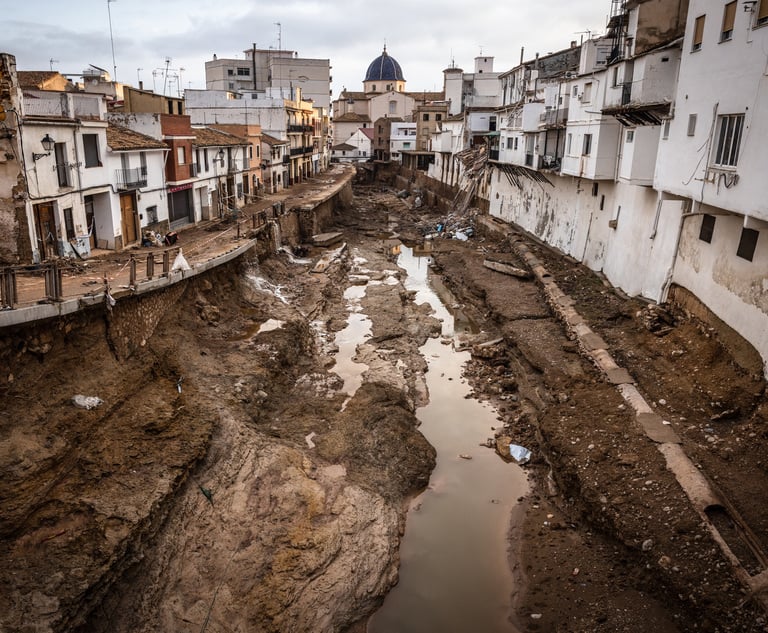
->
[33,202,57,260]
[119,193,139,246]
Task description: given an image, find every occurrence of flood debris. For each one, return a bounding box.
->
[71,395,104,410]
[483,259,533,280]
[509,444,532,464]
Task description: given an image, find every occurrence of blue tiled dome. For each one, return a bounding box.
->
[364,47,405,82]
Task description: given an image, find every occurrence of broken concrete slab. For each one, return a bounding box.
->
[579,332,608,352]
[605,367,636,385]
[482,259,533,280]
[637,412,681,444]
[312,232,344,247]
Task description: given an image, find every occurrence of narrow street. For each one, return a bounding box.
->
[0,178,766,632]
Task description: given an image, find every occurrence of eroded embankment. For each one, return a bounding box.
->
[0,246,437,633]
[428,234,766,632]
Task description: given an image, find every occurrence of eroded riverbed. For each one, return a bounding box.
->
[367,245,529,633]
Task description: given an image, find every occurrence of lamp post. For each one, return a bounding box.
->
[32,134,55,161]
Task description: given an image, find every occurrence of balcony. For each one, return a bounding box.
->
[538,154,561,170]
[539,108,569,128]
[116,166,148,190]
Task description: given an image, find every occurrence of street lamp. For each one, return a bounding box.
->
[32,134,55,161]
[217,149,225,166]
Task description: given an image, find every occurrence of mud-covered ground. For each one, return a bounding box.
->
[371,183,768,633]
[1,178,767,632]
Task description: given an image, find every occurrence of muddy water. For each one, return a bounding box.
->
[332,283,372,406]
[367,246,529,633]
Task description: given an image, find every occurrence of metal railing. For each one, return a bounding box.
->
[0,204,290,312]
[116,166,148,190]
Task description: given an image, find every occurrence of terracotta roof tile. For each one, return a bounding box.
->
[192,126,247,147]
[106,124,167,151]
[334,112,371,123]
[261,133,288,145]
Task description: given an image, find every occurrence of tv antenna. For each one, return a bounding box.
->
[107,0,118,81]
[49,58,59,71]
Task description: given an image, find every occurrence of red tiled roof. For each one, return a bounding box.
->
[192,126,247,147]
[106,124,167,151]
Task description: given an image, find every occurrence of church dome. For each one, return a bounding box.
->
[364,47,405,82]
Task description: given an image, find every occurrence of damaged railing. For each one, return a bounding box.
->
[0,201,287,313]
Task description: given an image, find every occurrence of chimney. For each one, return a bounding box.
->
[139,80,144,90]
[571,40,578,48]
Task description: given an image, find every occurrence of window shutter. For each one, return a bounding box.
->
[693,15,706,49]
[759,0,768,24]
[722,2,736,39]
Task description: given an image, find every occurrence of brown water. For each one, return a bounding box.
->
[367,246,528,633]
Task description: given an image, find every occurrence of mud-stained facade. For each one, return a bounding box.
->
[0,53,32,264]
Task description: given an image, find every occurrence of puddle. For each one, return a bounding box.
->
[367,245,528,633]
[331,278,372,407]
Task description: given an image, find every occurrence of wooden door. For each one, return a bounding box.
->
[120,193,138,246]
[33,202,56,260]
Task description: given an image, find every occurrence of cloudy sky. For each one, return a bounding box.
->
[5,0,609,100]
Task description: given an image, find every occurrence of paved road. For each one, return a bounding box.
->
[1,164,355,327]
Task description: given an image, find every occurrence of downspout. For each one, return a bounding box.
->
[660,203,695,302]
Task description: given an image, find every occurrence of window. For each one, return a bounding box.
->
[736,227,759,261]
[422,113,430,121]
[612,66,620,87]
[692,15,706,51]
[662,119,671,139]
[436,113,442,121]
[721,1,736,40]
[54,142,70,187]
[227,69,234,76]
[567,133,572,154]
[592,182,599,197]
[626,130,635,143]
[237,67,250,76]
[699,214,716,243]
[572,86,579,97]
[63,208,75,240]
[758,0,768,26]
[403,142,411,148]
[146,205,158,224]
[204,148,209,171]
[687,114,697,136]
[506,137,514,149]
[514,138,519,150]
[389,100,397,114]
[712,113,744,167]
[83,134,101,168]
[582,134,593,155]
[140,151,147,175]
[177,146,185,165]
[583,82,593,102]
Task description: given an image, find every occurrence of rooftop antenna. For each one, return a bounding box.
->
[49,58,59,72]
[162,56,171,95]
[178,67,185,97]
[107,0,118,81]
[574,29,593,45]
[275,22,282,51]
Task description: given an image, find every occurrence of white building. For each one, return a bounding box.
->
[205,48,331,110]
[331,128,373,163]
[390,122,417,162]
[654,0,768,368]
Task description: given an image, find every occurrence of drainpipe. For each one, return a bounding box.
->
[660,200,694,302]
